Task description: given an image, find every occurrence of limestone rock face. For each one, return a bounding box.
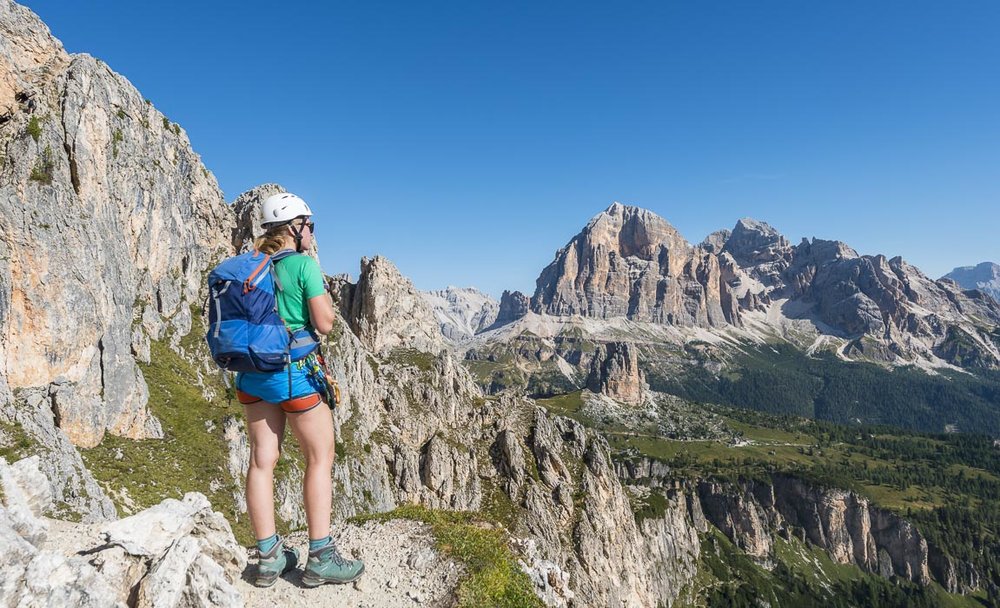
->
[586,342,644,404]
[0,455,50,545]
[532,202,738,327]
[0,0,67,118]
[519,409,703,608]
[0,1,233,448]
[697,476,933,585]
[421,286,499,343]
[721,218,792,271]
[788,244,1000,366]
[0,387,116,521]
[0,456,123,607]
[97,492,246,608]
[339,256,446,355]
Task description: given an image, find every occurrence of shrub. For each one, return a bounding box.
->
[112,129,123,158]
[29,146,54,185]
[26,115,41,141]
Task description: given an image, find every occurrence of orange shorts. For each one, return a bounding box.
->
[236,389,323,413]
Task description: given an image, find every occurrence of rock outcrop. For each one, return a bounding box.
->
[487,289,531,330]
[1,456,242,607]
[697,476,932,585]
[338,256,446,355]
[586,342,644,404]
[527,204,1000,369]
[514,410,704,608]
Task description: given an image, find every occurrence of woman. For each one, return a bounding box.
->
[237,192,364,588]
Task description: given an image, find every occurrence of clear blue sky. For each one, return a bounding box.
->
[24,1,1000,297]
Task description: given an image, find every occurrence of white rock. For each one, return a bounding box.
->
[0,458,49,546]
[18,551,124,608]
[87,545,147,607]
[103,492,209,557]
[406,546,436,572]
[185,553,243,608]
[137,535,202,608]
[1,456,52,516]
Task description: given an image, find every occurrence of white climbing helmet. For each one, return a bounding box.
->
[260,192,313,228]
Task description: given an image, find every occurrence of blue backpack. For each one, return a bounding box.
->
[205,249,318,373]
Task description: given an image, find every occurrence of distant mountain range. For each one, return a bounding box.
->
[427,203,1000,372]
[943,261,1000,303]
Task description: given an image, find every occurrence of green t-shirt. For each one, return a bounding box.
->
[273,253,327,331]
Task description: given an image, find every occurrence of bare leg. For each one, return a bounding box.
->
[244,402,286,540]
[286,402,335,540]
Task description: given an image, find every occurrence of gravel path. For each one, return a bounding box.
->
[236,519,463,608]
[43,516,464,608]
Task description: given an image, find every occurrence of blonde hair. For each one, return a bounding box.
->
[254,224,288,255]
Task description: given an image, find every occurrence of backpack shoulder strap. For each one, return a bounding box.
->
[243,253,271,294]
[270,249,300,263]
[268,249,301,292]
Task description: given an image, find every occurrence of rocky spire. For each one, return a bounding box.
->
[340,256,446,355]
[586,342,645,404]
[487,290,530,330]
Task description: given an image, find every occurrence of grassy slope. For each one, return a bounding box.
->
[647,342,1000,435]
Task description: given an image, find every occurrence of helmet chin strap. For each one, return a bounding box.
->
[288,222,305,253]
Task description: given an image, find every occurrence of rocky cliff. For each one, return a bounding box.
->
[532,202,739,328]
[489,289,531,330]
[0,0,232,453]
[616,458,980,595]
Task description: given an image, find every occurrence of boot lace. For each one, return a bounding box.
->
[318,543,349,567]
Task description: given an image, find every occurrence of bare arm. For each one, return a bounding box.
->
[307,293,336,335]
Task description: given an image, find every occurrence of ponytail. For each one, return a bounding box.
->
[254,225,288,255]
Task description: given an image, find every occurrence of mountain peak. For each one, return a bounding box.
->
[582,203,688,260]
[532,203,735,326]
[721,217,790,267]
[733,217,781,237]
[943,262,1000,302]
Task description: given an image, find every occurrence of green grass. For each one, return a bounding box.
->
[631,488,669,524]
[26,115,41,141]
[81,337,255,543]
[112,129,123,158]
[0,420,36,463]
[387,348,436,372]
[535,390,584,416]
[353,504,543,608]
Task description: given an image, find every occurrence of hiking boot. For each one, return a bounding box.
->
[254,536,298,588]
[301,540,365,587]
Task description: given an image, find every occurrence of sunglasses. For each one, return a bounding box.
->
[301,220,315,231]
